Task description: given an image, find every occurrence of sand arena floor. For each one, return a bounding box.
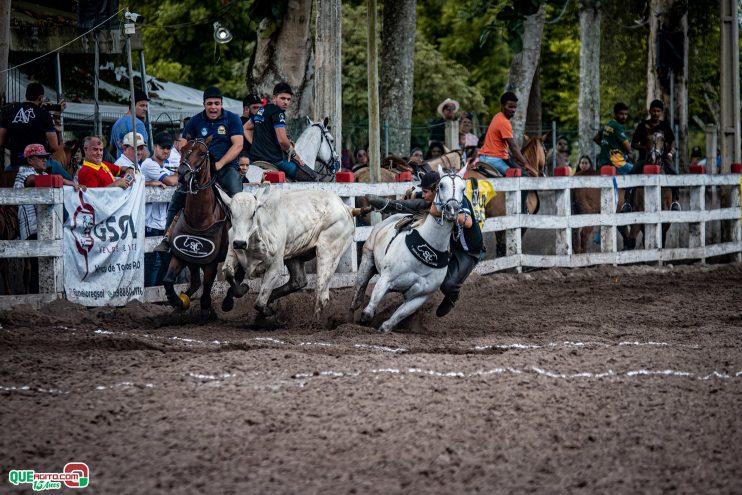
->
[1,263,741,494]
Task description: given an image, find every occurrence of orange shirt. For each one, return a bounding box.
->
[478,112,512,159]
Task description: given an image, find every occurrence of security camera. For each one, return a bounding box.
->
[124,11,143,23]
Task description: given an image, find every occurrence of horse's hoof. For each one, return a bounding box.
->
[222,295,234,312]
[248,314,285,331]
[198,308,216,324]
[360,310,373,325]
[178,292,191,310]
[379,323,393,333]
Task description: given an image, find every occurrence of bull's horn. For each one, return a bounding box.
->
[349,206,373,217]
[216,188,232,207]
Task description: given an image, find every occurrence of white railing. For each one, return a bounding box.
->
[1,174,740,309]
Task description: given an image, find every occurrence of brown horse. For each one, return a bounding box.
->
[571,169,628,254]
[464,135,546,255]
[622,132,674,250]
[162,139,232,321]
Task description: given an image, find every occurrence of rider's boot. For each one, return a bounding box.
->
[365,194,389,212]
[293,163,320,182]
[154,210,182,253]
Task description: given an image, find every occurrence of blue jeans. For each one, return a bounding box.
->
[145,227,166,287]
[166,165,243,230]
[275,159,298,179]
[615,162,634,175]
[478,154,511,175]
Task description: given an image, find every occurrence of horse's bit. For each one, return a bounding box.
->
[181,139,216,194]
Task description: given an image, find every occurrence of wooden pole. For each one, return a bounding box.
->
[315,0,342,155]
[367,0,380,184]
[0,0,10,106]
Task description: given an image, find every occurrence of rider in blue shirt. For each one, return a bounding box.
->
[156,86,243,252]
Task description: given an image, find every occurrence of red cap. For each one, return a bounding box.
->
[23,144,51,158]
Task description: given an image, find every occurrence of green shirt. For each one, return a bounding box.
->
[597,119,631,168]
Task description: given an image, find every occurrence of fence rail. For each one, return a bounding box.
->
[1,173,740,309]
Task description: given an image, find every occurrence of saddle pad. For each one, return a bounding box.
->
[404,228,449,269]
[466,179,495,230]
[171,215,228,265]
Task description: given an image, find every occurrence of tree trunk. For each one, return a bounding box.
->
[525,64,542,138]
[380,0,416,156]
[315,0,342,148]
[578,0,601,163]
[506,4,546,146]
[250,0,314,120]
[367,0,381,183]
[0,0,10,106]
[646,0,689,170]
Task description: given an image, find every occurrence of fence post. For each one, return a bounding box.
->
[731,177,741,262]
[36,188,64,296]
[554,181,572,256]
[444,120,459,151]
[505,185,522,273]
[600,182,617,258]
[688,174,706,262]
[706,124,721,243]
[338,190,357,273]
[643,175,662,254]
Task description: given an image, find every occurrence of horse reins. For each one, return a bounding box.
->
[182,139,217,194]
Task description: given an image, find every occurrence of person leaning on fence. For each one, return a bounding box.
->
[477,92,531,176]
[629,99,680,211]
[0,82,64,174]
[77,136,135,189]
[114,132,149,170]
[141,131,179,287]
[15,144,83,293]
[109,89,149,159]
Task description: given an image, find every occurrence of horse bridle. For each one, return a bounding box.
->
[434,172,464,222]
[311,123,340,179]
[181,139,216,194]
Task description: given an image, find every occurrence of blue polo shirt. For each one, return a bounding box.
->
[183,109,243,169]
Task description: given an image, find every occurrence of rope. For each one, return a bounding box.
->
[1,8,128,74]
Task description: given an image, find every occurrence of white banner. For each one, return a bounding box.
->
[63,179,145,306]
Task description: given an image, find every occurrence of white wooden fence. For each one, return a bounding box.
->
[1,173,740,309]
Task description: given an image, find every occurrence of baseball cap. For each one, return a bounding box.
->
[123,132,147,147]
[134,89,150,103]
[23,143,51,159]
[420,171,440,190]
[243,94,262,106]
[203,86,223,100]
[153,131,174,147]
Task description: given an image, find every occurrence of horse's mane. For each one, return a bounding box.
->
[522,135,546,176]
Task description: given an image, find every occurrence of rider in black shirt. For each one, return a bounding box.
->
[245,82,317,181]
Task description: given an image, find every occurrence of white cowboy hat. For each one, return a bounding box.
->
[437,98,460,117]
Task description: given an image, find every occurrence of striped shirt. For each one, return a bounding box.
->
[14,166,45,240]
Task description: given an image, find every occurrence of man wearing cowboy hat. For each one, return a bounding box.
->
[429,98,460,144]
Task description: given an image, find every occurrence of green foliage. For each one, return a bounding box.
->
[132,0,256,98]
[342,2,487,148]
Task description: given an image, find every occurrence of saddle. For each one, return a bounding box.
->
[169,187,230,264]
[474,161,503,178]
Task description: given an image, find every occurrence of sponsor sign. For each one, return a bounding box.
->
[8,462,90,491]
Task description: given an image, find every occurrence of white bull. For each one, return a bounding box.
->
[219,188,355,319]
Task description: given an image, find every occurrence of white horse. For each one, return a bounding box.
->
[351,166,468,332]
[254,117,339,181]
